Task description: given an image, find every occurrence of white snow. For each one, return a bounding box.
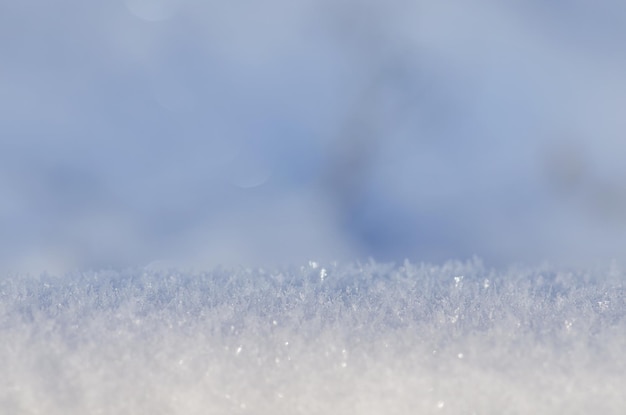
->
[2,5,626,412]
[1,259,624,414]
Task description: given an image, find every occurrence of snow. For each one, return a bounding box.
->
[2,259,624,414]
[2,3,626,412]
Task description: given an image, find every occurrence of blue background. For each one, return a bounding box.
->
[2,1,626,272]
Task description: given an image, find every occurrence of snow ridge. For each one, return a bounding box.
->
[1,259,624,414]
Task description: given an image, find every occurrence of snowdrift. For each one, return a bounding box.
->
[1,259,624,414]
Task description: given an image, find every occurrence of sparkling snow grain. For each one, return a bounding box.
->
[1,259,624,414]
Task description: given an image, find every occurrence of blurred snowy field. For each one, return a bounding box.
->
[1,259,625,414]
[3,1,626,271]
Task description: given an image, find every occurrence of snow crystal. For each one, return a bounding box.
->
[1,259,625,414]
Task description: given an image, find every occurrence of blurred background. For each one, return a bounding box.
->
[2,0,626,273]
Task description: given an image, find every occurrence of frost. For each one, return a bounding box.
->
[0,260,625,414]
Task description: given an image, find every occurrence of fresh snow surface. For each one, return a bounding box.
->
[1,259,625,414]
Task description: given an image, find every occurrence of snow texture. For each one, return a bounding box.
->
[1,258,624,414]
